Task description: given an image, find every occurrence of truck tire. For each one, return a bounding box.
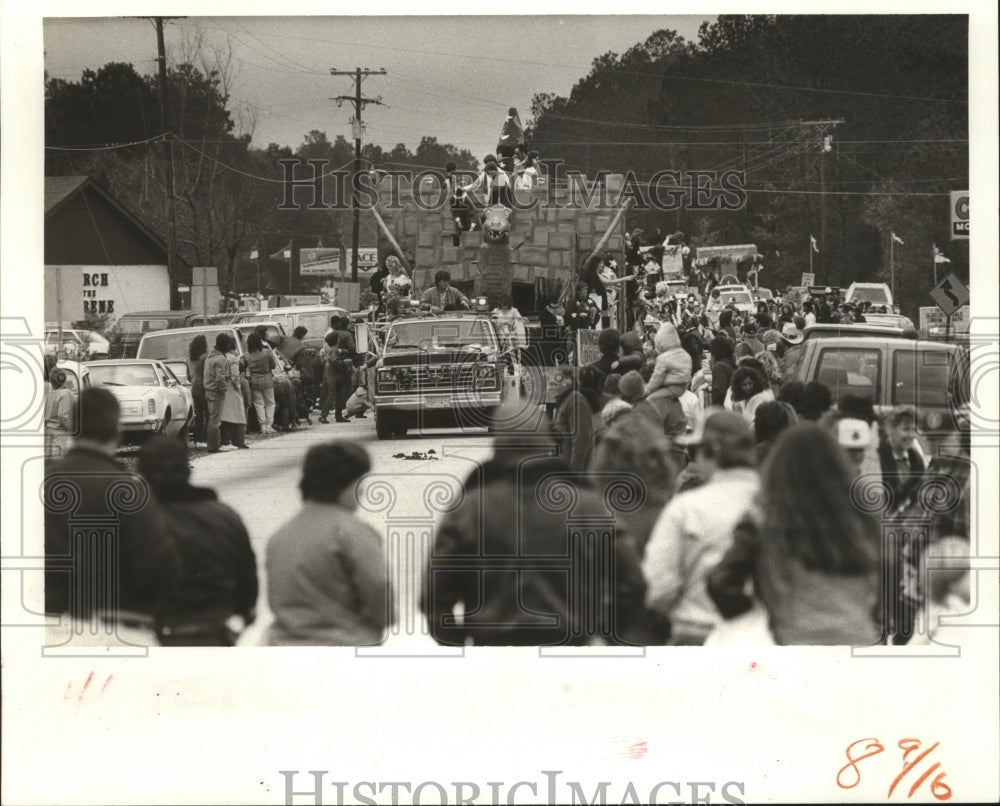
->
[375,409,393,440]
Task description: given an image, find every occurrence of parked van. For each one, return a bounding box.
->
[136,322,286,384]
[110,310,237,357]
[231,304,348,350]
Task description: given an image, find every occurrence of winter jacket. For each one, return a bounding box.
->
[203,348,230,399]
[643,467,759,643]
[151,483,258,629]
[551,389,594,472]
[421,455,658,645]
[45,447,181,618]
[266,501,393,645]
[644,323,692,398]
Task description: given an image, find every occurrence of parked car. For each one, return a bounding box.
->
[783,336,968,436]
[44,329,110,361]
[85,359,193,442]
[753,287,774,302]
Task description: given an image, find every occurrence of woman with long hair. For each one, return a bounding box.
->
[708,423,880,645]
[186,334,209,445]
[728,364,774,426]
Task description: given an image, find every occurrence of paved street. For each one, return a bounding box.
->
[189,418,494,647]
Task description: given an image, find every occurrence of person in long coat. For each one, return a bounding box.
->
[221,335,248,449]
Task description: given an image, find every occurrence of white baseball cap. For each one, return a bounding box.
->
[837,418,871,450]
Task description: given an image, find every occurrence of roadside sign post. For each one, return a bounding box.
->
[928,273,969,342]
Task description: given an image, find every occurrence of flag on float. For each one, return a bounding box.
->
[891,232,904,245]
[934,244,951,263]
[810,235,819,253]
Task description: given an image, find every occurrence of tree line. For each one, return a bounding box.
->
[528,15,968,316]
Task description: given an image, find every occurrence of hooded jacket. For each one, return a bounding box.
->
[643,323,692,398]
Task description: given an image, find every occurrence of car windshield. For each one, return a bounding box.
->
[385,318,498,352]
[849,287,890,304]
[720,291,752,306]
[138,329,235,360]
[89,364,159,387]
[235,324,283,343]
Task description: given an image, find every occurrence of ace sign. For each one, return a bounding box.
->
[950,190,969,240]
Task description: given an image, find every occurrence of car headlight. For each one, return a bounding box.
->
[147,398,156,415]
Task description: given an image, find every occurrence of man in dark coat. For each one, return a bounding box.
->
[45,388,181,645]
[421,404,649,646]
[138,437,258,646]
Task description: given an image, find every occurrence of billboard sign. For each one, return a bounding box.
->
[299,247,343,277]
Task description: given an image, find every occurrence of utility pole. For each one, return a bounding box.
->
[153,17,183,309]
[331,67,386,281]
[799,119,843,281]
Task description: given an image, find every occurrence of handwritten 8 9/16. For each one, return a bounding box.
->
[837,738,952,800]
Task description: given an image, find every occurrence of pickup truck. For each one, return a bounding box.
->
[783,335,968,435]
[365,311,519,439]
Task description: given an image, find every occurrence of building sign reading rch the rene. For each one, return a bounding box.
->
[82,271,114,314]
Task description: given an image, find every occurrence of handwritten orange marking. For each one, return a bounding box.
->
[836,738,885,789]
[888,739,940,797]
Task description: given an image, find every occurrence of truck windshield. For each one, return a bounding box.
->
[385,319,498,352]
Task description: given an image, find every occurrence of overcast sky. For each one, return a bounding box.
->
[43,15,714,157]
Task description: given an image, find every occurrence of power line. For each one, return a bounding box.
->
[175,20,967,105]
[45,133,168,151]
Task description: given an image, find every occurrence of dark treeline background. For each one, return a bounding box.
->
[528,15,968,315]
[46,15,968,317]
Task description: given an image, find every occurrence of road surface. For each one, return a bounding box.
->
[188,418,494,648]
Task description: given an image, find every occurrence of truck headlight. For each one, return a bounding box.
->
[474,364,498,390]
[377,369,397,391]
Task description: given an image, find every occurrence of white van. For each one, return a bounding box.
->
[844,282,897,313]
[231,304,348,350]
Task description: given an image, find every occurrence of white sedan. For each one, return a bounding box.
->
[85,359,193,442]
